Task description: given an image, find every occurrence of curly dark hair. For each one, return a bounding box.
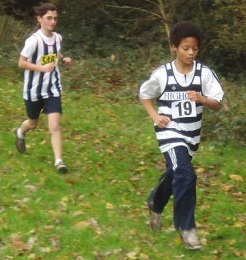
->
[169,21,202,47]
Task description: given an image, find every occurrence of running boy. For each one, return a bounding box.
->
[139,21,224,250]
[15,3,72,173]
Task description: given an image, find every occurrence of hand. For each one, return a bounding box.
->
[62,57,72,65]
[154,115,170,128]
[39,63,55,73]
[187,90,202,103]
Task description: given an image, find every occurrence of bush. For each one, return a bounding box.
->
[202,81,246,146]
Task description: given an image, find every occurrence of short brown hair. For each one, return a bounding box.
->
[35,3,58,17]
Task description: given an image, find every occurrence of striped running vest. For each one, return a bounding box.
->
[155,62,203,156]
[23,32,62,101]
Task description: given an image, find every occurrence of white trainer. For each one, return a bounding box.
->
[180,228,202,250]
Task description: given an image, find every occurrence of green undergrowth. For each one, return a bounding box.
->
[0,78,245,259]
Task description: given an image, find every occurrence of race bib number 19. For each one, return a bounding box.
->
[40,54,56,65]
[171,100,196,119]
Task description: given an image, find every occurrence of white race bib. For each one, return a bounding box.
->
[171,100,196,119]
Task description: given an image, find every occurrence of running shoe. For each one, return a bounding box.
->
[15,128,26,153]
[55,161,68,174]
[149,209,162,231]
[180,228,202,250]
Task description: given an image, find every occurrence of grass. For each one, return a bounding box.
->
[0,78,245,259]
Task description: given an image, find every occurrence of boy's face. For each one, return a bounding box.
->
[172,37,199,66]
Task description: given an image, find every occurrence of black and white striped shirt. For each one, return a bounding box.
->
[139,61,224,156]
[21,29,62,101]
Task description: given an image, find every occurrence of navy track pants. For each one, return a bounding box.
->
[147,146,197,230]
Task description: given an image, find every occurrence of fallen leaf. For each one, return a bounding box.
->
[126,251,137,259]
[220,184,233,192]
[233,221,245,228]
[44,225,54,230]
[72,210,84,217]
[12,240,25,249]
[26,236,37,251]
[39,247,51,253]
[25,185,38,191]
[231,192,243,197]
[129,228,137,235]
[139,253,150,260]
[228,239,236,246]
[111,54,116,62]
[174,255,185,259]
[74,221,90,229]
[106,203,114,209]
[229,175,243,182]
[196,167,205,174]
[40,140,47,145]
[135,166,147,172]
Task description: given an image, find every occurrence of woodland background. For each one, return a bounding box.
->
[0,1,245,259]
[0,0,245,144]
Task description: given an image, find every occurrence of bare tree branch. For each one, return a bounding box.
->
[105,0,174,52]
[106,4,164,21]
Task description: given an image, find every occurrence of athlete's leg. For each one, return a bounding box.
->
[148,154,173,213]
[171,146,197,230]
[48,112,62,162]
[16,99,41,152]
[18,99,42,137]
[19,118,39,136]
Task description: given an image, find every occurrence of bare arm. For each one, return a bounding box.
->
[18,55,55,73]
[140,98,170,128]
[187,90,222,111]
